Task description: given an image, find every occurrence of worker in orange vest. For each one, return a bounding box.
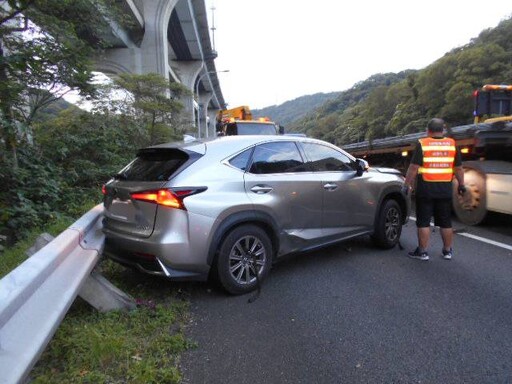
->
[403,118,466,261]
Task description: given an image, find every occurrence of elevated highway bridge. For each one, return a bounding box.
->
[88,0,226,137]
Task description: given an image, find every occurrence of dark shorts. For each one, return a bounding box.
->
[415,197,452,228]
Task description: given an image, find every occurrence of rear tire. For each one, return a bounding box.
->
[216,224,273,295]
[372,199,402,249]
[452,168,487,226]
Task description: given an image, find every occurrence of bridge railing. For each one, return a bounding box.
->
[0,204,105,384]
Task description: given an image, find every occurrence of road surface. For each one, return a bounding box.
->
[180,213,512,384]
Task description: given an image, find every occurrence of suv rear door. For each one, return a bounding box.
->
[242,141,324,251]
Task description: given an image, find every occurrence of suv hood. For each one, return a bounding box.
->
[370,167,403,176]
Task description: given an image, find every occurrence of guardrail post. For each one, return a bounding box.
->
[24,219,136,313]
[79,271,136,312]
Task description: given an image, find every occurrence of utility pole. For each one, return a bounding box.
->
[210,4,217,53]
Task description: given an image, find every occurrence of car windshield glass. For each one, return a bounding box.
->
[231,122,277,135]
[116,148,189,181]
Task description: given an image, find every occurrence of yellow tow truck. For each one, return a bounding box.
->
[216,106,283,136]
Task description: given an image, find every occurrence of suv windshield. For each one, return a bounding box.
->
[116,148,189,182]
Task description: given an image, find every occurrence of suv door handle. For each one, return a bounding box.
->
[323,183,338,191]
[250,185,273,194]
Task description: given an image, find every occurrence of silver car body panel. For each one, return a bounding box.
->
[321,170,374,234]
[244,170,324,255]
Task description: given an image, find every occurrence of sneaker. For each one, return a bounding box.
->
[408,247,429,261]
[442,249,453,260]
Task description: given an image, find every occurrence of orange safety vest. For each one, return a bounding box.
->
[418,137,456,182]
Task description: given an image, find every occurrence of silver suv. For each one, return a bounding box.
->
[102,135,410,294]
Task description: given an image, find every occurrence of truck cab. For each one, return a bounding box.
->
[219,120,283,136]
[216,105,283,136]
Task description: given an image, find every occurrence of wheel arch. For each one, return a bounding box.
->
[374,188,408,229]
[207,210,280,267]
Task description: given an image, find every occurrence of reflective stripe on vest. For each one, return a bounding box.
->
[418,137,456,182]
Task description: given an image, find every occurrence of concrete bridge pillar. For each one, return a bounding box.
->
[139,0,179,78]
[198,92,213,138]
[91,0,225,137]
[173,61,203,132]
[95,0,178,78]
[208,108,219,137]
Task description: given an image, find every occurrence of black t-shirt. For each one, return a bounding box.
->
[411,137,462,199]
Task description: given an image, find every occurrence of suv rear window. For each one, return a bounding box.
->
[116,148,190,182]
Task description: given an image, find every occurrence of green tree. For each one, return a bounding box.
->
[441,81,474,125]
[94,73,192,145]
[0,0,109,167]
[0,106,146,243]
[415,55,458,116]
[0,0,132,164]
[453,43,509,85]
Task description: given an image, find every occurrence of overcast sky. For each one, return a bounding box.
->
[205,1,512,109]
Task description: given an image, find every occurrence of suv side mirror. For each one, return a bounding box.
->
[278,125,285,134]
[355,158,368,176]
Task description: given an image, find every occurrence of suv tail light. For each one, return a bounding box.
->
[130,188,206,210]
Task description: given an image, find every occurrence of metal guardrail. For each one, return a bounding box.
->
[0,204,105,384]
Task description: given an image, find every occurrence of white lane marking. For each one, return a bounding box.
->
[457,233,512,251]
[408,216,512,251]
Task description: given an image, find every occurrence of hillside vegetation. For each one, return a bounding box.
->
[252,92,341,126]
[285,16,512,145]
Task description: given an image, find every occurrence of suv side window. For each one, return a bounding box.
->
[229,148,253,171]
[249,142,306,174]
[302,142,354,172]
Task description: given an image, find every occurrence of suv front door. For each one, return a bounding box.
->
[301,142,376,240]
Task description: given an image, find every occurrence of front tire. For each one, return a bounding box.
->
[372,199,402,249]
[216,225,273,295]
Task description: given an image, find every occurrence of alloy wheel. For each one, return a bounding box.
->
[384,206,401,242]
[228,235,267,286]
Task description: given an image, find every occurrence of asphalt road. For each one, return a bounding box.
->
[180,214,512,384]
